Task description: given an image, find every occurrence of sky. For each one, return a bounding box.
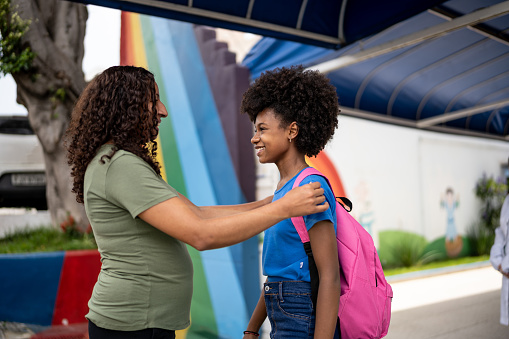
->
[0,5,121,115]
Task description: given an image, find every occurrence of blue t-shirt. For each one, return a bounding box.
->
[262,168,337,282]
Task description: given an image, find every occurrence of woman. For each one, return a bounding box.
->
[240,66,341,339]
[65,65,328,339]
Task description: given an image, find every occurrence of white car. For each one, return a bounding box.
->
[0,115,47,210]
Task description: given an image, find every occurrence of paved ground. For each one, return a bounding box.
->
[0,208,51,238]
[386,265,509,339]
[387,290,506,339]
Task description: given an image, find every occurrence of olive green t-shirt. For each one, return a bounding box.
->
[84,144,193,331]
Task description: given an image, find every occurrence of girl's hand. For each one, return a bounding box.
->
[281,182,328,218]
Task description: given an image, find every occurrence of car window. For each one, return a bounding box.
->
[0,116,34,135]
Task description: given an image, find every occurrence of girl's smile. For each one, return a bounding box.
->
[255,146,265,156]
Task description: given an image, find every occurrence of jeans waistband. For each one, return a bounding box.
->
[264,281,311,295]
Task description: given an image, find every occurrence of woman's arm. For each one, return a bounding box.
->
[139,182,328,251]
[243,282,268,338]
[178,193,274,218]
[308,220,340,339]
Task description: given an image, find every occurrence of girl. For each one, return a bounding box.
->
[241,66,341,339]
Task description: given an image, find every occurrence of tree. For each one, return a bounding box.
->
[0,0,89,230]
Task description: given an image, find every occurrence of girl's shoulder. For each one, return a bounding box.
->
[298,174,332,193]
[298,174,336,215]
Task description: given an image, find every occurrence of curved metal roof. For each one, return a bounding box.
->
[243,0,509,140]
[73,0,449,48]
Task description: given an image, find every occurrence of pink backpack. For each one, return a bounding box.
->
[291,167,393,339]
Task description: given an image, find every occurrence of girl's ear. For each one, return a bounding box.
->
[288,121,299,139]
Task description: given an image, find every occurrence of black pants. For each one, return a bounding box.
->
[88,321,176,339]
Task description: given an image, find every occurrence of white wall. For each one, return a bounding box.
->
[255,116,509,243]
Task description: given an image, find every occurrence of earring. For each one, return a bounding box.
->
[289,138,292,143]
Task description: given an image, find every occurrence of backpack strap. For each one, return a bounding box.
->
[291,167,327,243]
[291,167,326,309]
[290,167,353,312]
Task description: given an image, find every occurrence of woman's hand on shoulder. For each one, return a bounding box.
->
[279,182,328,218]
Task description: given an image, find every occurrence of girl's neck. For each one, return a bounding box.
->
[276,158,308,191]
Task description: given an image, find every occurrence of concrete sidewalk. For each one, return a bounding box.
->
[386,263,508,339]
[387,290,506,338]
[0,208,51,238]
[389,262,501,312]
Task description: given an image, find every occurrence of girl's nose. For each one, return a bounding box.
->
[251,132,259,144]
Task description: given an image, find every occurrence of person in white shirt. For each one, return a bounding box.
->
[490,189,509,326]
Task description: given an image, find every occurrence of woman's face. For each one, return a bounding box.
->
[149,82,168,134]
[251,108,291,164]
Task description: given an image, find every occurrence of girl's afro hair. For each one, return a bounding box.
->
[240,65,340,157]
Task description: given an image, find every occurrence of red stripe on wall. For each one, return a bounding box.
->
[52,250,101,325]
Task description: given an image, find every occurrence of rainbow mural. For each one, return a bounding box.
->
[121,11,258,339]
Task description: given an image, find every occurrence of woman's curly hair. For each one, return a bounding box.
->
[240,65,340,157]
[65,66,161,203]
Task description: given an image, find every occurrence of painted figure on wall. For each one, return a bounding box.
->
[354,181,378,247]
[441,187,463,257]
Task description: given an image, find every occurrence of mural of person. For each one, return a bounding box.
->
[440,187,463,257]
[354,180,378,248]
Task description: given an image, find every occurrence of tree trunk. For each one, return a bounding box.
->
[11,0,89,230]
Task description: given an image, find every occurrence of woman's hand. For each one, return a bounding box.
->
[279,182,328,218]
[498,264,509,278]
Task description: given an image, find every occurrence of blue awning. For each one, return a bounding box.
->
[71,0,448,49]
[243,0,509,141]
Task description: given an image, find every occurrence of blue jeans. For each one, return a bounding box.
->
[264,281,315,339]
[264,281,340,339]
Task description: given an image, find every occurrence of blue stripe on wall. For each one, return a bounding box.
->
[165,20,245,205]
[151,17,215,207]
[0,252,65,325]
[149,16,248,338]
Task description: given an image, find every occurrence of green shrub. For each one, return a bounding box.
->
[379,230,439,268]
[466,222,495,256]
[0,225,96,254]
[475,174,507,234]
[469,173,506,256]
